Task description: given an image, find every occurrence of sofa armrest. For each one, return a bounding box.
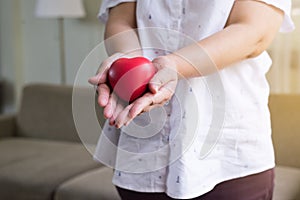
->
[0,114,16,138]
[269,94,300,168]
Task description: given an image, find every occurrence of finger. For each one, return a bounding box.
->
[109,101,124,126]
[149,67,176,93]
[151,81,176,104]
[97,84,111,107]
[103,93,118,119]
[148,74,163,93]
[143,101,166,113]
[88,76,98,85]
[128,93,154,119]
[115,104,134,128]
[126,80,176,119]
[88,71,107,85]
[88,53,124,85]
[89,63,109,85]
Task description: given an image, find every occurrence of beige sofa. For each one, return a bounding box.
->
[269,94,300,200]
[0,84,120,200]
[0,84,299,200]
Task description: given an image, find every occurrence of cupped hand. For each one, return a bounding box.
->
[88,53,128,124]
[113,56,178,128]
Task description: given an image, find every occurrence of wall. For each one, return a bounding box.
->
[267,13,300,94]
[0,0,103,113]
[0,0,23,113]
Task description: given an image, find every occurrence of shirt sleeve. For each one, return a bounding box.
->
[258,0,295,32]
[98,0,136,23]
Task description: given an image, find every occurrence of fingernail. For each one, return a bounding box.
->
[114,121,119,128]
[151,85,159,93]
[128,112,134,119]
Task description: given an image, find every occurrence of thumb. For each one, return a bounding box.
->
[149,74,162,94]
[88,75,99,85]
[88,70,107,85]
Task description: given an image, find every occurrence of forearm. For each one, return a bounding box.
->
[167,24,267,78]
[104,24,142,57]
[104,3,142,57]
[166,0,283,78]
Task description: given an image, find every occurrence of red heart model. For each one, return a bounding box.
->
[108,57,156,102]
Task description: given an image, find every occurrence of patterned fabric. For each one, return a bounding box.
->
[94,0,294,199]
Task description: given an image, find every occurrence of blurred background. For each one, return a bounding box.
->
[0,0,299,114]
[0,0,103,114]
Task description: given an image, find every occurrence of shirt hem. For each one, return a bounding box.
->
[166,164,276,199]
[112,164,275,199]
[112,180,166,193]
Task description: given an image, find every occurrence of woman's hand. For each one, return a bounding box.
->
[88,53,128,125]
[113,56,178,128]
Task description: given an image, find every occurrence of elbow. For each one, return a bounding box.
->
[246,39,265,58]
[246,34,272,59]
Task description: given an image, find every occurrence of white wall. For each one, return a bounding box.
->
[0,0,23,113]
[64,1,105,84]
[267,14,300,94]
[0,0,104,113]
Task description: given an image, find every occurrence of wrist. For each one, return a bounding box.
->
[123,49,143,58]
[164,53,181,78]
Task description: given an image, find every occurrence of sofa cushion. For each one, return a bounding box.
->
[0,138,101,200]
[16,84,104,143]
[273,165,300,200]
[0,114,16,138]
[55,167,120,200]
[269,94,300,168]
[17,84,82,142]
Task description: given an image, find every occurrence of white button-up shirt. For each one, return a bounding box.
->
[94,0,294,199]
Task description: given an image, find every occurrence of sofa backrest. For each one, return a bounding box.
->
[16,85,300,165]
[16,84,103,143]
[269,94,300,168]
